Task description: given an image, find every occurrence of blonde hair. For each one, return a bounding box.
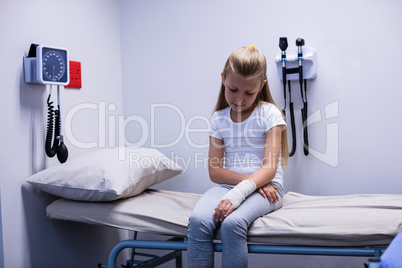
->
[213,46,289,168]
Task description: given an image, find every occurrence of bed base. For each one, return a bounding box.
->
[101,236,386,268]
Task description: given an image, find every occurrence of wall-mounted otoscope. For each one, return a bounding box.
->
[278,37,296,157]
[275,37,317,156]
[279,37,288,115]
[296,38,309,155]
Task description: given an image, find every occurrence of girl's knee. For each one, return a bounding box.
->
[188,213,216,237]
[222,214,248,228]
[221,216,248,237]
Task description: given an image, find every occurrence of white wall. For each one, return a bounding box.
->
[120,0,402,195]
[0,0,127,267]
[119,0,402,267]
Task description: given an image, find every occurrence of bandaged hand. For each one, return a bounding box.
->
[221,179,257,209]
[213,180,257,222]
[214,199,234,222]
[214,180,257,222]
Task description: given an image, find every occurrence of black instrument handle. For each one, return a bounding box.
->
[302,102,309,155]
[289,102,296,157]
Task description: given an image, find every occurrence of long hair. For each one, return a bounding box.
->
[213,46,289,168]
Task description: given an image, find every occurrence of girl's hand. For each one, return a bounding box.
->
[257,183,279,203]
[213,199,235,222]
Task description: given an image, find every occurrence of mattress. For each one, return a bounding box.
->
[46,189,402,247]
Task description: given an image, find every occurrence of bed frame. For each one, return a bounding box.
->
[99,232,386,268]
[46,189,401,268]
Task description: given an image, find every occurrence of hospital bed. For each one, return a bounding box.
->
[46,188,402,268]
[27,147,401,267]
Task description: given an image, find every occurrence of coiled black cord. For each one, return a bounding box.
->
[45,92,68,163]
[45,94,59,158]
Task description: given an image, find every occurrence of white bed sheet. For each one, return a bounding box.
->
[46,189,402,247]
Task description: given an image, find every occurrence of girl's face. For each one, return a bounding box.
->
[222,72,266,114]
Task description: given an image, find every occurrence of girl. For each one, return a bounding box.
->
[187,45,289,268]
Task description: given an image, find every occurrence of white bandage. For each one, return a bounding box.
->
[221,180,257,209]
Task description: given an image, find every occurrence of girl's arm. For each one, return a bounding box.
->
[213,125,283,222]
[248,125,283,188]
[208,136,250,185]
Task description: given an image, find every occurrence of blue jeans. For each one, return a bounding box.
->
[187,183,283,268]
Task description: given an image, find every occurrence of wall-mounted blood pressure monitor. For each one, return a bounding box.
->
[23,43,70,163]
[24,43,70,86]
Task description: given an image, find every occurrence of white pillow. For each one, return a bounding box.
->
[27,147,183,201]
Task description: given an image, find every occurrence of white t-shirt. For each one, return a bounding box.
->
[209,103,286,186]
